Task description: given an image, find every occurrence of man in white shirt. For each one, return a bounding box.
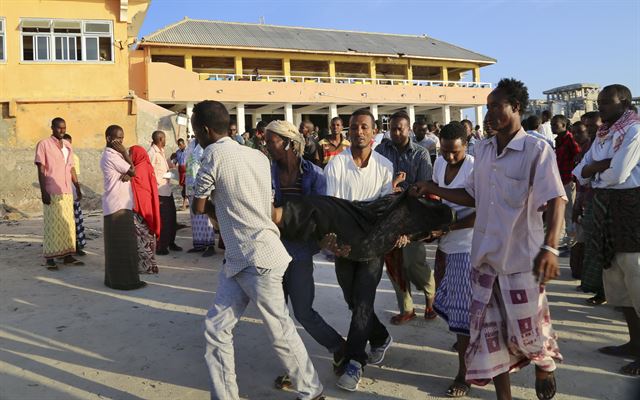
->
[413,118,440,164]
[324,109,394,391]
[148,131,182,255]
[191,101,323,400]
[573,84,640,376]
[537,110,555,144]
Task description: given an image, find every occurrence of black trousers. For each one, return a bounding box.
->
[158,195,177,251]
[335,256,389,365]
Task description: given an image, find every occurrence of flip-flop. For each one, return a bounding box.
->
[621,360,640,376]
[390,311,417,325]
[446,379,470,397]
[535,368,556,400]
[424,308,438,320]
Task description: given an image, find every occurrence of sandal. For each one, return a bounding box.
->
[390,310,416,325]
[46,259,58,270]
[621,360,640,376]
[535,367,556,400]
[274,374,292,390]
[63,256,84,266]
[424,307,438,320]
[446,379,470,397]
[586,295,606,305]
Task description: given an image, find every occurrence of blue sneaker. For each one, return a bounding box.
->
[368,335,393,365]
[336,360,362,391]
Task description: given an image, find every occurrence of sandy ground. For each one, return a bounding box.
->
[1,211,639,400]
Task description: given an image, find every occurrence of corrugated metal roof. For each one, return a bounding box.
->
[141,19,496,64]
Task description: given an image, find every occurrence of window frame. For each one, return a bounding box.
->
[0,17,6,63]
[19,18,114,64]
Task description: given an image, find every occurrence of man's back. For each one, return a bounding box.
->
[194,137,290,275]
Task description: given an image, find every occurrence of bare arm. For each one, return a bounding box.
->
[581,158,611,179]
[533,196,565,284]
[71,167,82,201]
[449,211,475,231]
[411,180,475,207]
[36,163,51,205]
[191,197,208,215]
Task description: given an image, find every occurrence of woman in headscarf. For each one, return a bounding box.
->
[129,145,161,274]
[265,120,347,390]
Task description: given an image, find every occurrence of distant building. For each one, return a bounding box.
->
[526,83,600,121]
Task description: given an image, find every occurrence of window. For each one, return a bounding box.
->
[20,18,112,62]
[0,18,5,61]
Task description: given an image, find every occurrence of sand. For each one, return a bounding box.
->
[1,211,638,400]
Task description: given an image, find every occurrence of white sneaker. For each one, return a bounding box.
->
[336,360,362,391]
[368,335,393,365]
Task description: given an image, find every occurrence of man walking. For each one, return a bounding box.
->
[414,78,565,400]
[148,131,182,255]
[191,101,323,400]
[375,111,436,324]
[35,117,84,269]
[324,108,394,391]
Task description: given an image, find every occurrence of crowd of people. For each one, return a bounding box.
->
[32,79,639,400]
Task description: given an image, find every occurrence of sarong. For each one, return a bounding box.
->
[104,209,143,290]
[434,248,446,290]
[134,212,158,274]
[74,199,86,249]
[158,195,177,251]
[433,252,472,335]
[581,203,604,294]
[190,196,215,250]
[465,264,562,385]
[43,193,76,259]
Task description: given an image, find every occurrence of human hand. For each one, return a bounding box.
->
[41,191,51,205]
[408,181,436,198]
[392,171,406,188]
[320,233,351,258]
[110,139,127,155]
[423,230,445,243]
[394,234,410,248]
[532,249,560,285]
[120,174,131,182]
[76,189,83,201]
[571,207,582,224]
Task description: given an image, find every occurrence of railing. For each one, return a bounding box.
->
[197,72,492,88]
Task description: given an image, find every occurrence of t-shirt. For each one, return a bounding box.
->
[432,155,475,254]
[325,148,393,201]
[100,147,133,216]
[415,134,440,155]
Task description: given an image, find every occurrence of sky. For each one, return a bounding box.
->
[139,0,640,100]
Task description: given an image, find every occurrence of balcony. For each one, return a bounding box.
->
[144,62,492,107]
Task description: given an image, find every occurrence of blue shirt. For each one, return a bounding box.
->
[175,148,187,166]
[272,158,326,261]
[374,139,433,187]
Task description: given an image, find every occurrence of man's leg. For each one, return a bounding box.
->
[287,256,345,353]
[563,182,576,244]
[238,266,323,400]
[404,242,436,316]
[384,249,414,322]
[167,193,179,246]
[204,271,251,400]
[335,257,356,310]
[157,196,171,252]
[492,372,512,400]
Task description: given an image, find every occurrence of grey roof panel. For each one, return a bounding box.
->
[142,19,495,63]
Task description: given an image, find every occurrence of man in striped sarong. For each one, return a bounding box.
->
[35,118,84,269]
[185,137,216,257]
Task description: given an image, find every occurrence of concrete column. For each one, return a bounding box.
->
[370,104,379,121]
[369,60,377,83]
[329,60,336,83]
[459,108,464,121]
[253,114,262,128]
[406,60,413,83]
[475,106,483,127]
[440,66,448,82]
[473,67,480,83]
[184,54,193,72]
[294,113,302,129]
[186,102,194,136]
[236,103,246,135]
[441,105,451,124]
[284,103,293,123]
[234,56,243,77]
[406,104,415,125]
[328,104,338,125]
[283,58,291,82]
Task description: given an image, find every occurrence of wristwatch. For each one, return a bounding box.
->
[540,244,559,256]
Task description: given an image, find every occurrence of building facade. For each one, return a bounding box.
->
[133,18,496,134]
[527,83,600,121]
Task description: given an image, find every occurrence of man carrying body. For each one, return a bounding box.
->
[192,101,323,400]
[573,85,640,376]
[35,118,84,269]
[148,131,182,255]
[413,118,440,164]
[324,109,394,391]
[375,111,436,324]
[414,78,565,400]
[552,114,581,249]
[317,117,350,167]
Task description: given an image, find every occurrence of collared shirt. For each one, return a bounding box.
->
[467,136,478,157]
[555,131,581,184]
[175,148,187,166]
[526,130,554,148]
[464,128,567,275]
[374,139,433,189]
[100,147,133,216]
[325,148,393,201]
[34,136,75,195]
[148,144,172,197]
[194,137,291,277]
[317,136,350,166]
[414,133,440,156]
[573,121,640,189]
[537,121,555,145]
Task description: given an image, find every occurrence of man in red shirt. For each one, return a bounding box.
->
[552,114,581,248]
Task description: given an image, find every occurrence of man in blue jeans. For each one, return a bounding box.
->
[265,120,347,390]
[192,101,324,400]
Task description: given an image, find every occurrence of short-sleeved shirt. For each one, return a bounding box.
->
[325,148,393,201]
[34,136,75,195]
[100,147,133,216]
[318,136,351,166]
[374,139,433,189]
[148,144,172,197]
[433,155,475,254]
[415,134,440,155]
[464,128,567,274]
[194,137,291,277]
[555,131,581,184]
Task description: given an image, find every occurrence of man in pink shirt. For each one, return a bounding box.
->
[148,130,182,255]
[34,117,84,269]
[413,78,566,400]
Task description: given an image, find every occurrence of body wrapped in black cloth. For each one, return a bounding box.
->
[279,191,455,261]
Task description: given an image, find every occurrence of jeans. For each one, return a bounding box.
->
[158,195,177,251]
[284,255,345,353]
[335,256,390,366]
[204,265,323,400]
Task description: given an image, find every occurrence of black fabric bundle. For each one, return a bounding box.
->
[279,191,455,261]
